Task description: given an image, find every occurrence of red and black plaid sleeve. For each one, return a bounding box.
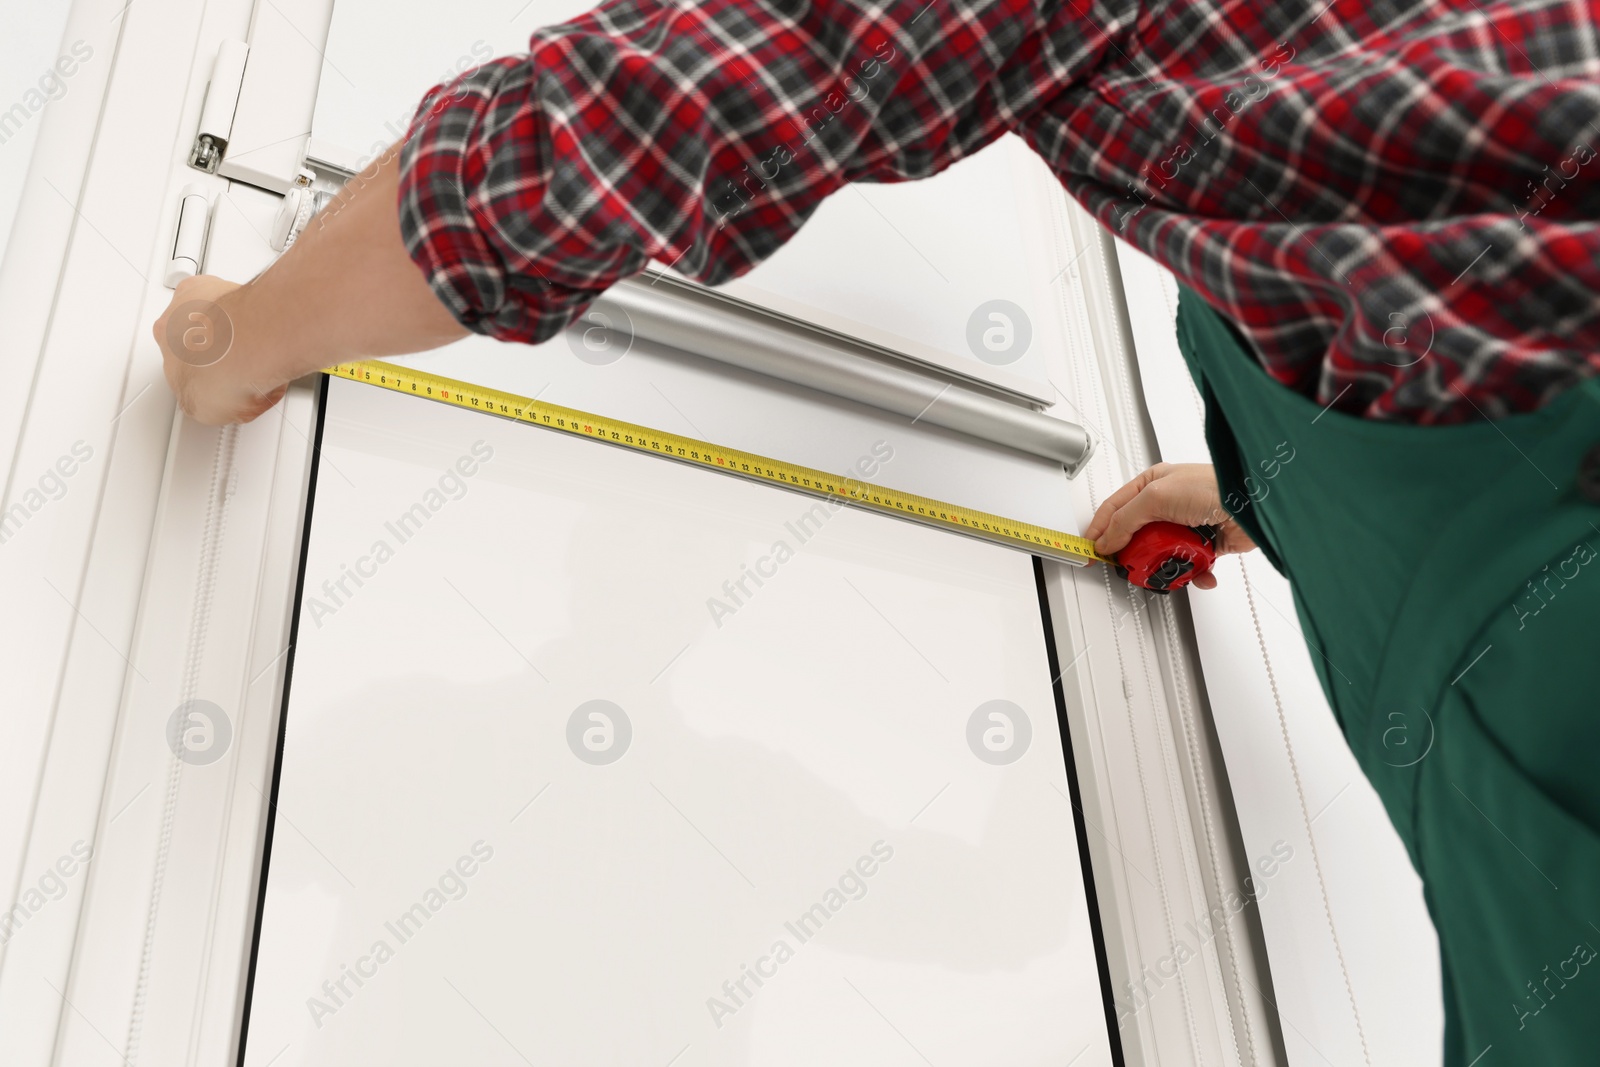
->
[397,0,1600,425]
[394,0,1085,343]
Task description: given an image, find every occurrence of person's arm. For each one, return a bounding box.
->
[155,146,468,425]
[1082,463,1256,590]
[152,0,1101,425]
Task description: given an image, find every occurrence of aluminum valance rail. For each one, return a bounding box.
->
[574,271,1095,475]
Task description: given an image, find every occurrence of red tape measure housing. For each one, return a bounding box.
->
[1115,522,1218,593]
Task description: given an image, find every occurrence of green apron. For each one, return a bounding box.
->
[1173,287,1600,1064]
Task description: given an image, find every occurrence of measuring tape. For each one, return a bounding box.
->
[325,359,1112,568]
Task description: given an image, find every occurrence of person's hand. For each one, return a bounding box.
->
[151,146,469,425]
[1083,463,1256,590]
[153,275,289,426]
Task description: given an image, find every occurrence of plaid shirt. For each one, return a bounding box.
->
[397,0,1600,424]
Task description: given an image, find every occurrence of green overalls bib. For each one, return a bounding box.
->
[1174,287,1600,1064]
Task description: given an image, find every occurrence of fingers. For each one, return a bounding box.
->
[1086,462,1237,557]
[1083,464,1164,542]
[236,385,289,426]
[1084,462,1243,589]
[153,275,277,425]
[1216,517,1257,556]
[1092,480,1174,556]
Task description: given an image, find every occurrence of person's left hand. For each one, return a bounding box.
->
[1083,462,1256,590]
[153,274,290,426]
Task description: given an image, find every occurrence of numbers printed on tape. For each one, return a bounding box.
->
[326,360,1109,567]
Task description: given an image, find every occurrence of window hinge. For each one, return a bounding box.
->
[189,39,250,174]
[165,183,213,288]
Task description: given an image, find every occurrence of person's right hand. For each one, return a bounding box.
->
[1083,463,1256,590]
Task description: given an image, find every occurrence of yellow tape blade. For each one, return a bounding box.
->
[324,359,1111,568]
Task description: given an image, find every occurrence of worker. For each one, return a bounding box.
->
[153,0,1600,1060]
